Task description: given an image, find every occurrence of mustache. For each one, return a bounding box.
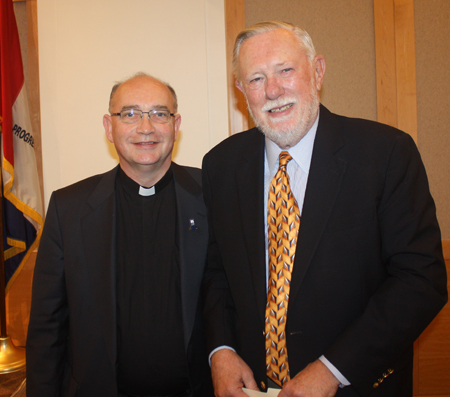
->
[261,96,297,112]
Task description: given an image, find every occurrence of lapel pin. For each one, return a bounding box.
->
[189,218,198,231]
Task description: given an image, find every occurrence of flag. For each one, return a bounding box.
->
[0,0,43,292]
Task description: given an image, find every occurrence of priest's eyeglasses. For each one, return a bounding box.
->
[111,109,175,124]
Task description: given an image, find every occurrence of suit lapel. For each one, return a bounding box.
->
[290,107,347,303]
[173,163,208,350]
[81,167,118,369]
[235,132,267,323]
[78,164,207,361]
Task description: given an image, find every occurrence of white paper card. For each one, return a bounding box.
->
[242,387,280,397]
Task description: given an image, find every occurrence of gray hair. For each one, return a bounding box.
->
[108,72,178,113]
[233,21,317,80]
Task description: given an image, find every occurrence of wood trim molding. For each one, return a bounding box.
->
[374,0,417,142]
[374,0,398,128]
[394,0,417,142]
[224,0,248,135]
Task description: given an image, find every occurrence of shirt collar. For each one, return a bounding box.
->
[266,109,320,174]
[118,166,174,196]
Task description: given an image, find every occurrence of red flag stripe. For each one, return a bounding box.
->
[1,0,25,167]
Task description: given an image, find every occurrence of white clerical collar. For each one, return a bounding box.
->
[266,109,319,175]
[138,186,156,196]
[117,166,173,197]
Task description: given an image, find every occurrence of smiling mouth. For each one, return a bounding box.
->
[269,103,294,113]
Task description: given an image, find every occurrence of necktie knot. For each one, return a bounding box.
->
[278,151,292,171]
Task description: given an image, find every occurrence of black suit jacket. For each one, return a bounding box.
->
[27,163,212,397]
[202,105,447,396]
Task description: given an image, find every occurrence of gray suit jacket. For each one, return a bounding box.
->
[27,163,212,397]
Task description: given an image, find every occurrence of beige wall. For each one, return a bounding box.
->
[244,0,450,239]
[38,0,229,204]
[245,0,377,122]
[23,0,450,238]
[415,0,450,239]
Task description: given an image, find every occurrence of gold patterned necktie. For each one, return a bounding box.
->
[265,151,300,387]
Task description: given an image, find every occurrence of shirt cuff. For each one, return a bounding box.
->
[319,355,351,387]
[208,346,236,366]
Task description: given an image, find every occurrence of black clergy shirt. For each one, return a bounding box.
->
[116,166,189,396]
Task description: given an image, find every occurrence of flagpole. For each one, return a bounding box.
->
[0,134,26,374]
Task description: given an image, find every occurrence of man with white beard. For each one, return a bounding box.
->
[201,21,447,397]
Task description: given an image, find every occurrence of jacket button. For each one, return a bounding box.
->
[373,382,379,388]
[261,381,266,390]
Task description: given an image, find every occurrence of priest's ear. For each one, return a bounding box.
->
[103,114,114,144]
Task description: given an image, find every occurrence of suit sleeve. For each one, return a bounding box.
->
[324,132,448,395]
[201,156,239,354]
[26,192,69,396]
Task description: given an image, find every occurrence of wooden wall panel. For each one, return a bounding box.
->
[415,253,450,396]
[443,241,450,261]
[374,0,417,142]
[414,0,450,240]
[225,0,248,135]
[374,0,398,127]
[393,0,417,142]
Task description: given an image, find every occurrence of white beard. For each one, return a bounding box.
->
[246,83,320,149]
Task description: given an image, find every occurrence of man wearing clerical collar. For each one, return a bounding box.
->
[27,73,212,397]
